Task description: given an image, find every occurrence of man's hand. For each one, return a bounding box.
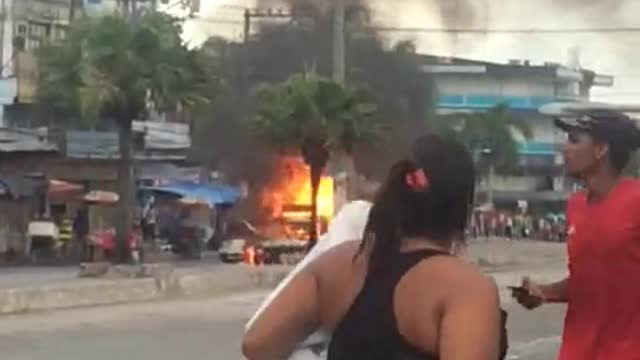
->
[511,277,545,310]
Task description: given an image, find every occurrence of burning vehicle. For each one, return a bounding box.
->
[230,157,335,265]
[261,156,334,240]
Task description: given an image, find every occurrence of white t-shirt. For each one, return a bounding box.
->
[246,201,373,360]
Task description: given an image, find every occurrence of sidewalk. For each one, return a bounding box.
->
[0,263,291,315]
[0,240,567,316]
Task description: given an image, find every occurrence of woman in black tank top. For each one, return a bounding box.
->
[244,135,507,360]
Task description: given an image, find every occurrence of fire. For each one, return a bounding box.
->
[262,156,335,221]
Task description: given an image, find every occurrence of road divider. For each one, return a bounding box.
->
[0,264,291,316]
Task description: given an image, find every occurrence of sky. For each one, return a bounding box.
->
[173,0,640,105]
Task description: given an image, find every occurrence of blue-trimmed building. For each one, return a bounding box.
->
[419,55,614,209]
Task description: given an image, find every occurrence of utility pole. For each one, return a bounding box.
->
[0,0,5,77]
[242,8,292,45]
[332,0,355,205]
[332,0,345,84]
[241,8,292,98]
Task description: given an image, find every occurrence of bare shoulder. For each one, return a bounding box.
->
[413,255,498,297]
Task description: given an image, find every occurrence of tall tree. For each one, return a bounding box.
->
[192,2,434,188]
[249,74,378,246]
[36,13,218,262]
[436,103,532,204]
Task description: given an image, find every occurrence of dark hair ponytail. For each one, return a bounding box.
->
[355,135,476,272]
[357,159,415,271]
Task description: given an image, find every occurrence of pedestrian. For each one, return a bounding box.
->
[73,206,90,261]
[489,214,497,239]
[58,215,73,260]
[243,135,506,360]
[512,110,640,360]
[505,215,513,240]
[141,195,157,244]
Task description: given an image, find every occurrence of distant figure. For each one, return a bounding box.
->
[73,207,89,261]
[513,110,640,360]
[489,215,498,239]
[141,196,158,243]
[244,135,506,360]
[58,216,73,258]
[505,216,513,240]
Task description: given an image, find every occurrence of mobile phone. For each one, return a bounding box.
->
[508,286,531,296]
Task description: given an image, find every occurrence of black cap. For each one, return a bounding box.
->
[554,109,640,150]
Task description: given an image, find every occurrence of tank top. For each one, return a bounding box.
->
[327,249,446,360]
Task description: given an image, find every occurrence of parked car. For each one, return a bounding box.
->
[219,238,246,263]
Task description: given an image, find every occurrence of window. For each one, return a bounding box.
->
[54,26,67,40]
[17,25,27,35]
[28,23,47,37]
[27,38,41,50]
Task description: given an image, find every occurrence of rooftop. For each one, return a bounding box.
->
[0,127,57,153]
[416,54,614,87]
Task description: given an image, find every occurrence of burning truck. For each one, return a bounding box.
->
[248,157,335,264]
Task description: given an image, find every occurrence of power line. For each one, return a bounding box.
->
[190,16,640,35]
[367,26,640,35]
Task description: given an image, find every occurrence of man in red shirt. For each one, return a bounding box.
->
[513,109,640,360]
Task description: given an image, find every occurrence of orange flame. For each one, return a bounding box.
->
[262,157,334,221]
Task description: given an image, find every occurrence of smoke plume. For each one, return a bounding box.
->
[187,0,640,112]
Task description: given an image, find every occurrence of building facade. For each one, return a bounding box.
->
[0,0,82,126]
[420,55,614,210]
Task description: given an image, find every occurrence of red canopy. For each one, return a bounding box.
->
[48,179,83,196]
[83,190,119,204]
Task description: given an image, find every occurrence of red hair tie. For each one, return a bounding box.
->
[406,168,430,191]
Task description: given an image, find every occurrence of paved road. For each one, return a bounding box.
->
[0,239,564,290]
[0,292,564,360]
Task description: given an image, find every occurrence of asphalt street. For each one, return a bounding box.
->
[0,291,564,360]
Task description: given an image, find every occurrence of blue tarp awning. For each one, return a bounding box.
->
[142,181,242,207]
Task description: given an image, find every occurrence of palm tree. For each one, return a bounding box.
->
[37,13,217,262]
[250,74,378,246]
[437,103,532,205]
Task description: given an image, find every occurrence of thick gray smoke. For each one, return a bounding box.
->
[433,0,476,28]
[189,0,640,104]
[253,0,478,27]
[555,0,626,11]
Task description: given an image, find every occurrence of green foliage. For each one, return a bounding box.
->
[249,74,380,243]
[36,12,218,127]
[435,103,532,173]
[192,9,434,181]
[249,74,381,159]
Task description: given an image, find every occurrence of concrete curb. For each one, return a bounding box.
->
[0,265,292,316]
[0,260,565,316]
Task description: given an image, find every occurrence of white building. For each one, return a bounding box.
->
[419,55,614,210]
[0,0,80,126]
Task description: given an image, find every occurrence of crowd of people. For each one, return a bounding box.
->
[469,211,566,242]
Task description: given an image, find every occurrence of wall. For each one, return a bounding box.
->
[0,152,58,175]
[435,74,556,98]
[478,176,540,192]
[0,198,31,254]
[13,0,71,20]
[0,78,17,126]
[0,0,14,78]
[0,154,119,182]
